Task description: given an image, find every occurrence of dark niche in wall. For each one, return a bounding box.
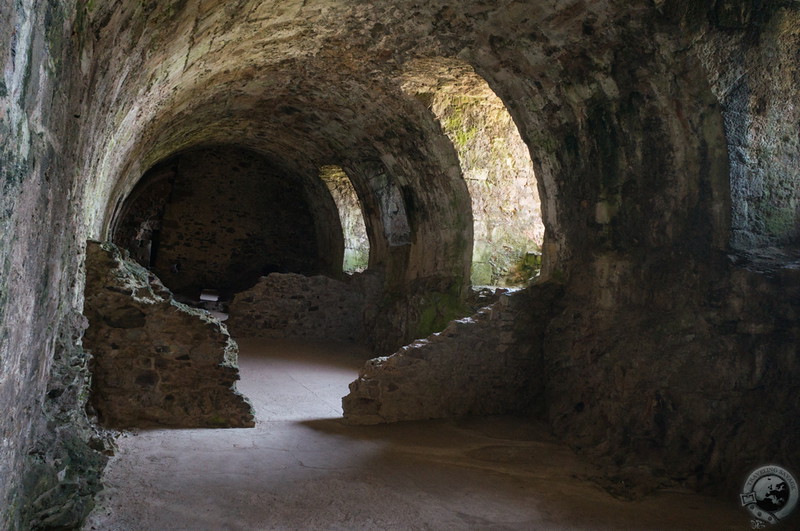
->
[113,145,325,298]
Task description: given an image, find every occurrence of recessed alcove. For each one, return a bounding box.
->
[111,145,343,300]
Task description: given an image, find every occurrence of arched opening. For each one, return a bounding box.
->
[319,165,370,274]
[91,57,474,350]
[399,58,545,287]
[111,145,344,301]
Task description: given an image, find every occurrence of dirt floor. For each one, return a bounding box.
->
[83,338,749,530]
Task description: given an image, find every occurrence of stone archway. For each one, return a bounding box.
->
[111,145,342,299]
[399,57,545,287]
[319,165,370,274]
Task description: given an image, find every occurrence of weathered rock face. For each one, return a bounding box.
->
[82,241,254,429]
[343,283,561,424]
[113,145,340,297]
[228,272,381,344]
[11,310,111,530]
[541,251,800,495]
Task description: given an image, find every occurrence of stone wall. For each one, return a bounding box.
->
[0,1,111,528]
[83,241,255,429]
[227,272,381,343]
[343,283,560,424]
[111,163,175,267]
[226,271,473,357]
[696,4,800,250]
[12,310,111,530]
[344,255,800,494]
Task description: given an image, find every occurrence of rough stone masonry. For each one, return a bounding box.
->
[82,241,254,429]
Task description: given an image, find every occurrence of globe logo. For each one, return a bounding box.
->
[741,465,798,527]
[753,475,790,512]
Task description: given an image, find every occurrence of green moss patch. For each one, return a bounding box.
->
[415,291,470,339]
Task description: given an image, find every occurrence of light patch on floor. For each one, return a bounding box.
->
[84,339,747,530]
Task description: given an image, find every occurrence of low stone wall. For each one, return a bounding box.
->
[342,283,561,424]
[83,242,255,429]
[227,272,381,342]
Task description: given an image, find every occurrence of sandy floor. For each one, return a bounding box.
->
[83,338,748,530]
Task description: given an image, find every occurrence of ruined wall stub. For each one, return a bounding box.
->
[83,242,255,429]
